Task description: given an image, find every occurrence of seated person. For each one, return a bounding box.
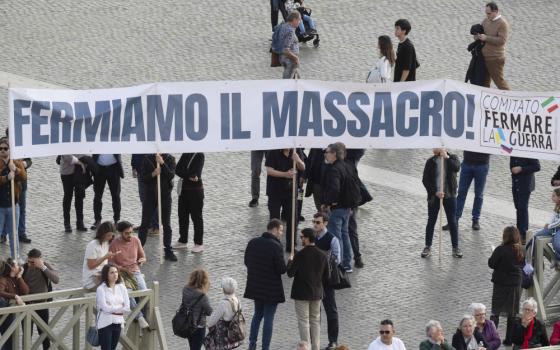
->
[420,320,454,350]
[468,303,501,350]
[512,298,549,349]
[295,0,316,36]
[452,315,487,350]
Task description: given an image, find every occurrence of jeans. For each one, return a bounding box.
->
[137,177,158,229]
[98,323,121,350]
[526,227,560,260]
[187,327,206,350]
[425,197,459,248]
[93,163,121,223]
[268,195,298,251]
[249,301,278,350]
[251,151,267,200]
[280,55,300,79]
[18,182,26,236]
[513,189,531,240]
[294,300,321,350]
[456,162,489,221]
[298,15,316,33]
[322,286,338,343]
[0,206,20,258]
[133,271,147,291]
[327,208,352,270]
[348,207,361,259]
[61,174,85,226]
[178,189,204,245]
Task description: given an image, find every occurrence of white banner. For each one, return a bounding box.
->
[8,79,560,160]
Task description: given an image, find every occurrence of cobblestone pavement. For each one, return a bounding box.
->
[0,0,559,349]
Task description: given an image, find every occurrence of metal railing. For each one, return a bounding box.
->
[0,281,167,350]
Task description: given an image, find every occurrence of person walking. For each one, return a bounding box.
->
[181,269,213,350]
[488,226,523,345]
[96,263,130,350]
[175,152,205,252]
[366,35,395,83]
[244,219,287,350]
[273,11,302,79]
[287,228,329,350]
[393,19,418,82]
[479,1,510,90]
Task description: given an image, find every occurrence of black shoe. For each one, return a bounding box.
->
[90,221,100,230]
[299,215,305,222]
[76,225,87,232]
[442,224,449,231]
[502,340,512,346]
[325,342,337,350]
[164,251,178,262]
[64,223,72,233]
[472,220,480,231]
[354,256,364,268]
[248,199,258,208]
[19,236,31,244]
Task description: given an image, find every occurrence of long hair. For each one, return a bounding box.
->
[502,226,523,263]
[187,269,210,294]
[553,188,560,213]
[95,221,115,244]
[100,263,122,286]
[378,35,396,66]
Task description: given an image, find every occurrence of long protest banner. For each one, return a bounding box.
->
[8,79,560,160]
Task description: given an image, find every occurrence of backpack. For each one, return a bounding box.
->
[172,294,204,338]
[339,162,362,208]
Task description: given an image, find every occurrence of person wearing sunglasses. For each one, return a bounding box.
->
[368,319,406,350]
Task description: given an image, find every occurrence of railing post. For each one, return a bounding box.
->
[73,304,81,349]
[85,303,93,350]
[22,310,31,350]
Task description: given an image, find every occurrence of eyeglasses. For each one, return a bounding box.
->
[379,331,391,335]
[474,313,486,317]
[0,147,8,151]
[312,220,322,224]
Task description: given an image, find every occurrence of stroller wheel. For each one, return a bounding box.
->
[313,38,320,48]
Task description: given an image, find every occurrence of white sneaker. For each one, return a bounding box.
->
[172,241,189,250]
[191,244,204,253]
[138,316,150,329]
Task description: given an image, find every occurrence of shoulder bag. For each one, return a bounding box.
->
[172,294,204,338]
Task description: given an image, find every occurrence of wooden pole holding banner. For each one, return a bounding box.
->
[156,155,163,265]
[438,151,445,263]
[10,160,18,261]
[291,148,297,257]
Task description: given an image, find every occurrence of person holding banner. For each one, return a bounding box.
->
[0,138,27,258]
[91,154,124,230]
[265,149,305,252]
[421,148,462,258]
[138,153,177,262]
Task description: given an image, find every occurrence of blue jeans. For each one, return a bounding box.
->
[327,208,353,270]
[0,206,20,258]
[187,327,205,350]
[426,197,459,248]
[456,162,489,221]
[249,301,278,350]
[133,271,147,291]
[98,323,121,350]
[527,227,560,260]
[298,15,316,33]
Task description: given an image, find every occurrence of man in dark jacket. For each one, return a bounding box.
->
[287,228,329,350]
[244,219,287,350]
[321,142,354,271]
[131,154,158,234]
[511,156,540,243]
[138,153,177,261]
[91,154,124,229]
[421,148,462,258]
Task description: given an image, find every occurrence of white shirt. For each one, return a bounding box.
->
[96,282,130,329]
[82,239,109,289]
[207,296,240,327]
[97,154,117,166]
[368,336,407,350]
[366,56,392,84]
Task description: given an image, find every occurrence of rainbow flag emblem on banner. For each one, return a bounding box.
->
[542,97,559,113]
[494,128,512,153]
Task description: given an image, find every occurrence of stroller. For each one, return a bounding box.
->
[285,0,320,47]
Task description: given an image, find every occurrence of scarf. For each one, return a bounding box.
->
[522,318,535,349]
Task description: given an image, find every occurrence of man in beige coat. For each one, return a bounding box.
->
[478,1,510,90]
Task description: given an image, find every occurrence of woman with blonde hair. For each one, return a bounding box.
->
[181,269,213,350]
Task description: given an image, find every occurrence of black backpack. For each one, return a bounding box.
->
[339,162,362,208]
[172,294,204,338]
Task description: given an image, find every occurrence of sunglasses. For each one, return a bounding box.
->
[379,330,391,335]
[0,147,8,151]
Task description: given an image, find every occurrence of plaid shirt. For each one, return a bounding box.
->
[278,22,299,55]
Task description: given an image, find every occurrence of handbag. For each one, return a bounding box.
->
[332,264,351,290]
[522,239,535,289]
[204,298,246,350]
[86,312,100,346]
[271,52,281,67]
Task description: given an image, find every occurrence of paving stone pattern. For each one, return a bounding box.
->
[0,0,559,348]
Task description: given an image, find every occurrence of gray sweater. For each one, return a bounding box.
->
[181,287,213,327]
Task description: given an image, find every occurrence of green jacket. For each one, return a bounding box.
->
[419,340,455,350]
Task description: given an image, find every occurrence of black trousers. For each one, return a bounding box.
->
[348,207,361,259]
[34,308,50,350]
[93,164,121,222]
[178,189,204,245]
[512,189,531,240]
[322,286,338,343]
[268,194,298,251]
[139,189,172,252]
[270,0,287,31]
[61,174,85,226]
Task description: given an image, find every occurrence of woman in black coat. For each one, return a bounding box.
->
[452,315,487,350]
[488,226,524,345]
